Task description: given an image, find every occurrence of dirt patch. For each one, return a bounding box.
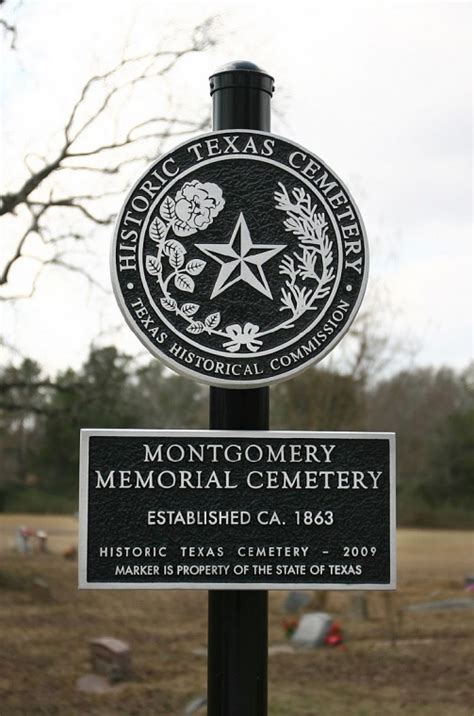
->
[0,526,472,714]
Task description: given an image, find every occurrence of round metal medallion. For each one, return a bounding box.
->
[111,130,368,387]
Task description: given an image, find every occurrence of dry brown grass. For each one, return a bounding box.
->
[0,518,473,715]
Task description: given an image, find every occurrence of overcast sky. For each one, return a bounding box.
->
[1,0,472,376]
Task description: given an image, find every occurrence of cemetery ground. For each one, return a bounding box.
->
[0,517,473,715]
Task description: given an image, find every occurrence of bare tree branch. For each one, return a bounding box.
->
[0,205,46,285]
[0,16,16,48]
[48,257,109,293]
[0,0,17,49]
[1,19,215,298]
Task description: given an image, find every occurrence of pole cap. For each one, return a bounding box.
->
[209,60,275,97]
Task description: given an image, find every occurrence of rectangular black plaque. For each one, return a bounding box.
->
[79,430,396,590]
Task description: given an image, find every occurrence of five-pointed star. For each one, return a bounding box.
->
[196,213,285,300]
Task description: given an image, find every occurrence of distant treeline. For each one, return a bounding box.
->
[0,346,472,528]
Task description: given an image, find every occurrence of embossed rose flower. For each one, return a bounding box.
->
[174,180,225,234]
[223,323,262,353]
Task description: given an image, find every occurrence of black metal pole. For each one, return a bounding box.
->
[207,61,274,716]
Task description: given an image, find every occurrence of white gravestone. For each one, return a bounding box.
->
[291,612,332,647]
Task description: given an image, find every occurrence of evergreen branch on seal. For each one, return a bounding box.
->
[274,182,335,314]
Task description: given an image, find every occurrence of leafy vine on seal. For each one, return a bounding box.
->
[145,180,226,335]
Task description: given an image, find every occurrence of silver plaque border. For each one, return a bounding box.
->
[79,429,396,591]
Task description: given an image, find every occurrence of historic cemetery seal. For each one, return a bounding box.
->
[112,131,368,386]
